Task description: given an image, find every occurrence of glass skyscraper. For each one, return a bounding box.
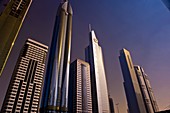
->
[119,48,148,113]
[40,0,73,112]
[1,38,48,113]
[134,65,159,113]
[0,0,32,76]
[68,59,92,113]
[85,28,110,113]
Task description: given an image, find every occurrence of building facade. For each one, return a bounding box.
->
[68,59,92,113]
[85,28,110,113]
[40,0,73,112]
[134,65,159,113]
[0,0,32,76]
[1,38,48,113]
[119,48,147,113]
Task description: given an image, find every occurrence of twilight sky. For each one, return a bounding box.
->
[0,0,170,112]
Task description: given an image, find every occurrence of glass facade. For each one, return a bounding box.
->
[134,66,159,113]
[85,30,110,113]
[40,1,73,112]
[119,49,147,113]
[0,0,32,76]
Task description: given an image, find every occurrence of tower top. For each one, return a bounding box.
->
[89,24,92,32]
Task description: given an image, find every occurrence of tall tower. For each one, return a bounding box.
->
[68,59,92,113]
[85,27,110,113]
[0,0,32,76]
[134,65,159,113]
[40,0,73,112]
[1,38,48,113]
[119,48,147,113]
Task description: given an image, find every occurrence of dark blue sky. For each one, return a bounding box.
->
[0,0,170,112]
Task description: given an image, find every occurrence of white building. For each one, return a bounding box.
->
[134,65,159,113]
[1,38,48,113]
[85,28,110,113]
[69,59,92,113]
[119,48,147,113]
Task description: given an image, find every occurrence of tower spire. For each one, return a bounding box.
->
[89,24,92,32]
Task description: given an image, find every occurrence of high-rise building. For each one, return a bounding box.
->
[68,59,92,113]
[119,48,147,113]
[40,0,73,112]
[0,0,32,76]
[85,27,110,113]
[134,65,159,113]
[1,38,48,113]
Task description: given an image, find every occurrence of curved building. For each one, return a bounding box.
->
[40,0,73,112]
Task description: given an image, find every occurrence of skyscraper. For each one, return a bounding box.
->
[85,27,110,113]
[40,0,73,112]
[0,0,32,76]
[68,59,92,113]
[1,38,48,113]
[119,48,147,113]
[134,65,159,113]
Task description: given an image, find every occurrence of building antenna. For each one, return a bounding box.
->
[89,24,92,32]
